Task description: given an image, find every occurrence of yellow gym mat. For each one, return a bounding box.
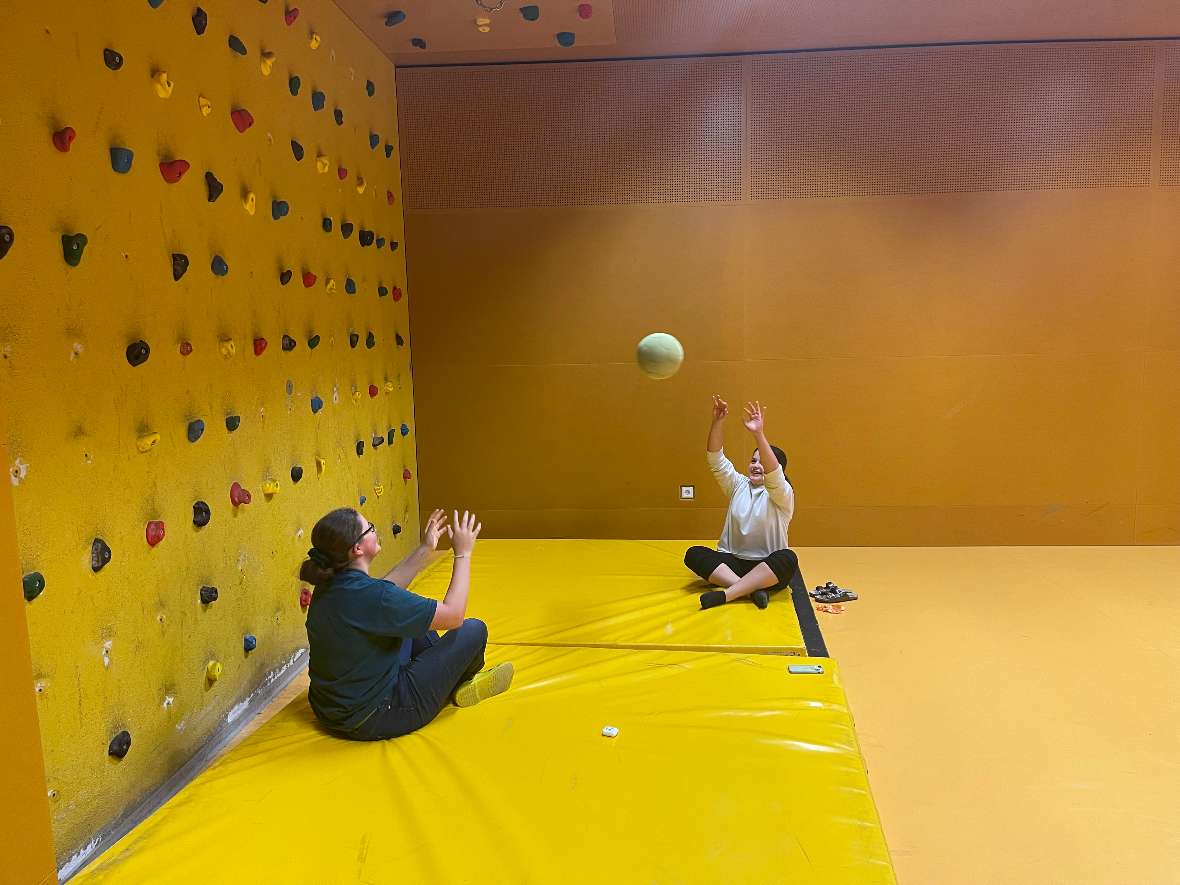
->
[76,645,894,884]
[411,539,809,654]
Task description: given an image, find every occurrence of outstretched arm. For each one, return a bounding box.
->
[706,395,741,497]
[382,508,448,587]
[743,401,793,511]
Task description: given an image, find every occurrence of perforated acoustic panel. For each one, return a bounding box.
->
[750,45,1155,199]
[397,59,743,209]
[1162,48,1180,187]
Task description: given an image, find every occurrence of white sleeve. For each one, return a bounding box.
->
[762,465,795,519]
[706,449,742,499]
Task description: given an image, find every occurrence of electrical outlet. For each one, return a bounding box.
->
[679,485,694,500]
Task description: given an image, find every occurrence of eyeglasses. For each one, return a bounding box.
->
[353,524,376,546]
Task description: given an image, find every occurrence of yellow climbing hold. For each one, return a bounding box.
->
[325,278,336,294]
[308,32,321,49]
[355,177,366,195]
[260,51,276,76]
[315,456,327,475]
[153,71,174,98]
[206,661,223,682]
[262,479,280,496]
[384,381,395,394]
[374,483,385,497]
[136,432,161,453]
[242,191,256,216]
[352,389,363,403]
[219,338,236,358]
[316,155,330,174]
[198,95,212,116]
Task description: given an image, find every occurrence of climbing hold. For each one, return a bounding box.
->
[310,395,323,413]
[376,236,386,249]
[400,423,410,436]
[244,634,257,652]
[187,419,205,443]
[279,269,293,285]
[340,221,354,238]
[300,271,317,289]
[206,660,223,682]
[396,332,405,347]
[368,384,378,398]
[228,34,247,55]
[378,285,388,298]
[125,340,150,367]
[403,468,413,481]
[253,337,267,356]
[230,108,255,132]
[271,200,289,220]
[153,71,174,98]
[315,154,330,174]
[358,495,367,505]
[285,6,299,25]
[337,166,348,181]
[387,428,396,445]
[192,6,208,34]
[291,464,304,482]
[23,572,45,602]
[344,277,356,294]
[411,37,427,49]
[281,334,296,351]
[62,233,88,267]
[52,127,76,152]
[392,286,403,302]
[325,278,336,294]
[103,48,124,71]
[389,241,399,252]
[355,177,366,195]
[391,523,402,536]
[105,146,134,175]
[372,436,384,449]
[351,388,363,404]
[359,229,375,247]
[355,440,364,456]
[290,139,304,160]
[218,338,235,358]
[159,159,190,183]
[225,414,241,432]
[146,520,166,546]
[307,334,321,349]
[179,340,194,356]
[386,188,394,203]
[91,538,112,572]
[136,432,160,453]
[262,479,280,496]
[311,90,325,110]
[520,5,540,21]
[288,75,301,97]
[205,171,224,201]
[211,255,229,276]
[242,191,256,215]
[285,379,294,395]
[384,381,394,394]
[108,731,132,759]
[200,585,218,604]
[349,332,359,348]
[171,253,189,281]
[315,456,327,475]
[365,331,376,349]
[193,500,211,526]
[230,482,252,506]
[299,586,313,609]
[333,108,343,125]
[260,51,276,76]
[308,32,321,49]
[384,10,406,26]
[198,95,213,116]
[385,143,393,158]
[148,0,165,8]
[322,217,332,233]
[557,31,576,47]
[577,3,593,19]
[366,80,375,96]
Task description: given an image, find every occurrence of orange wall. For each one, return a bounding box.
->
[397,44,1180,545]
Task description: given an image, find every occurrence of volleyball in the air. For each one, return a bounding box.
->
[636,332,684,380]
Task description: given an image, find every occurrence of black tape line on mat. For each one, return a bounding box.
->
[790,563,828,657]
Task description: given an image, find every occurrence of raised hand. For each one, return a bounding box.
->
[743,401,766,435]
[422,508,449,550]
[450,510,482,558]
[712,394,729,422]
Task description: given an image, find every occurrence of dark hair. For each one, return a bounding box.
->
[298,507,363,586]
[752,444,791,486]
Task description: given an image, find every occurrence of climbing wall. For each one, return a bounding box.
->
[0,0,414,868]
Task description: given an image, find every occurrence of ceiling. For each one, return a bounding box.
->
[332,0,1180,67]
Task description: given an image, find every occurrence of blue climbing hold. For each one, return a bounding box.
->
[369,133,379,149]
[389,241,399,252]
[345,277,356,294]
[334,108,343,126]
[289,75,301,96]
[225,414,240,432]
[359,495,367,505]
[310,395,323,413]
[308,334,320,349]
[556,31,575,47]
[378,285,389,298]
[520,5,540,21]
[148,0,165,8]
[376,236,386,249]
[359,229,374,247]
[384,10,405,26]
[410,37,427,49]
[211,255,228,276]
[271,200,289,220]
[192,6,207,34]
[311,90,325,111]
[365,331,376,349]
[322,217,332,233]
[366,80,375,97]
[228,34,247,55]
[187,419,205,443]
[110,146,134,173]
[400,423,410,436]
[243,634,257,652]
[290,139,304,161]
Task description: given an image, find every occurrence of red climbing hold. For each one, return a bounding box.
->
[179,340,193,356]
[391,286,403,302]
[302,270,317,288]
[146,520,166,547]
[403,468,413,482]
[337,166,348,180]
[230,108,255,133]
[577,3,593,19]
[368,384,379,398]
[386,190,395,205]
[253,337,267,356]
[159,159,190,183]
[230,482,253,507]
[53,127,76,152]
[299,586,312,610]
[285,6,299,25]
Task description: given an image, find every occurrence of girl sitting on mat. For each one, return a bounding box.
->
[685,396,799,611]
[300,507,513,741]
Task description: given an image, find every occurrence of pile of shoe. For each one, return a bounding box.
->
[809,581,858,604]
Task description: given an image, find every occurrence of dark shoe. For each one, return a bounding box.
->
[751,590,769,609]
[699,590,727,610]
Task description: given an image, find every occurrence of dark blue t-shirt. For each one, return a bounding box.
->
[305,569,437,731]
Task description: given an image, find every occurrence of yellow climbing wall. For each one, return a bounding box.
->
[0,0,415,868]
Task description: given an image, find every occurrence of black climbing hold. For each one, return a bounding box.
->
[225,415,240,432]
[108,730,132,759]
[359,229,374,247]
[411,37,427,50]
[125,340,150,367]
[387,428,396,446]
[391,523,402,536]
[322,217,332,233]
[211,255,229,276]
[187,418,205,443]
[281,334,296,351]
[290,464,303,483]
[396,332,405,347]
[200,585,218,604]
[365,331,376,349]
[345,278,356,295]
[103,48,124,71]
[311,90,325,111]
[384,10,405,26]
[384,143,393,158]
[290,139,304,161]
[340,222,354,239]
[192,7,208,34]
[279,269,293,285]
[355,440,364,456]
[91,538,112,572]
[378,285,388,298]
[0,225,13,260]
[333,108,343,126]
[376,236,386,249]
[369,133,379,149]
[193,500,211,527]
[307,334,320,349]
[171,253,189,281]
[205,171,224,202]
[372,435,384,448]
[389,241,399,252]
[23,571,46,602]
[366,80,375,96]
[228,34,247,55]
[289,75,301,96]
[349,332,359,348]
[62,233,88,267]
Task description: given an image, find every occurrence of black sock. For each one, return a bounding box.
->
[699,589,727,609]
[751,590,769,609]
